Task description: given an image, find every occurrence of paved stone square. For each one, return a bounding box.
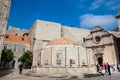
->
[0,69,120,80]
[83,72,120,80]
[0,69,47,80]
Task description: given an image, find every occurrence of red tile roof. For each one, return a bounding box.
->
[4,34,30,44]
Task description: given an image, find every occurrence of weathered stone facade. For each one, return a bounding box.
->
[0,0,11,61]
[85,26,120,66]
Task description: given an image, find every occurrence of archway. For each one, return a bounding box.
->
[98,57,103,66]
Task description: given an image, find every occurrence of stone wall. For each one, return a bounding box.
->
[31,66,96,75]
[30,20,90,53]
[35,20,61,40]
[62,26,90,46]
[0,0,11,61]
[29,20,62,52]
[7,26,29,36]
[29,21,37,51]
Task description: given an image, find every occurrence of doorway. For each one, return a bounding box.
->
[98,57,103,66]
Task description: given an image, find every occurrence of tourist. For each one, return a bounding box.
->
[111,64,115,72]
[117,63,120,71]
[107,63,111,75]
[96,64,100,72]
[103,63,108,73]
[12,60,16,69]
[99,66,104,76]
[19,62,23,74]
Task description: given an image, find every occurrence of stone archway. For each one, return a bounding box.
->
[94,53,103,66]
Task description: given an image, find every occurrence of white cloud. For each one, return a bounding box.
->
[105,0,120,10]
[79,14,117,30]
[89,0,120,10]
[89,0,104,10]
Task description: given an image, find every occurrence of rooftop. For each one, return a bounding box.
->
[4,34,30,44]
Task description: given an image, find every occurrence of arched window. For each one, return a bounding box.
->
[56,53,62,65]
[12,45,17,52]
[83,37,86,42]
[3,45,8,50]
[21,47,26,53]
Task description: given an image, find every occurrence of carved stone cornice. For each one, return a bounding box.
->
[86,42,114,48]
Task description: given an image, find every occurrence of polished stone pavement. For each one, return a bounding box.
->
[0,69,120,80]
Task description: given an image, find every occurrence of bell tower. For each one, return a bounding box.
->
[0,0,11,60]
[116,10,120,31]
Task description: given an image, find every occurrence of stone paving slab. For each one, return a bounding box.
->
[0,69,120,80]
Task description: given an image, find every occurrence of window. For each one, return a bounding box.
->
[95,36,101,43]
[3,45,7,50]
[83,37,86,42]
[70,59,75,67]
[21,38,24,41]
[23,33,29,36]
[5,35,9,39]
[56,53,62,65]
[70,59,75,64]
[13,46,17,52]
[21,47,25,53]
[15,34,18,36]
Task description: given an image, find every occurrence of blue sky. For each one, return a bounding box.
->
[7,0,120,31]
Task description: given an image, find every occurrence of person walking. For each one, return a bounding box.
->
[117,63,120,71]
[103,63,108,73]
[107,63,111,75]
[96,64,100,72]
[12,60,15,69]
[19,62,23,74]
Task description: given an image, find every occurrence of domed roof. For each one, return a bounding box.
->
[47,37,78,46]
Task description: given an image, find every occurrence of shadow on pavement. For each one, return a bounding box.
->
[83,73,101,78]
[0,69,13,78]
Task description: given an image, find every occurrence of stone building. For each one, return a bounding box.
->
[30,11,120,75]
[0,0,120,74]
[1,26,30,68]
[29,20,96,74]
[85,26,120,66]
[0,0,11,61]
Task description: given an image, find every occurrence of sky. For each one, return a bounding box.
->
[7,0,120,31]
